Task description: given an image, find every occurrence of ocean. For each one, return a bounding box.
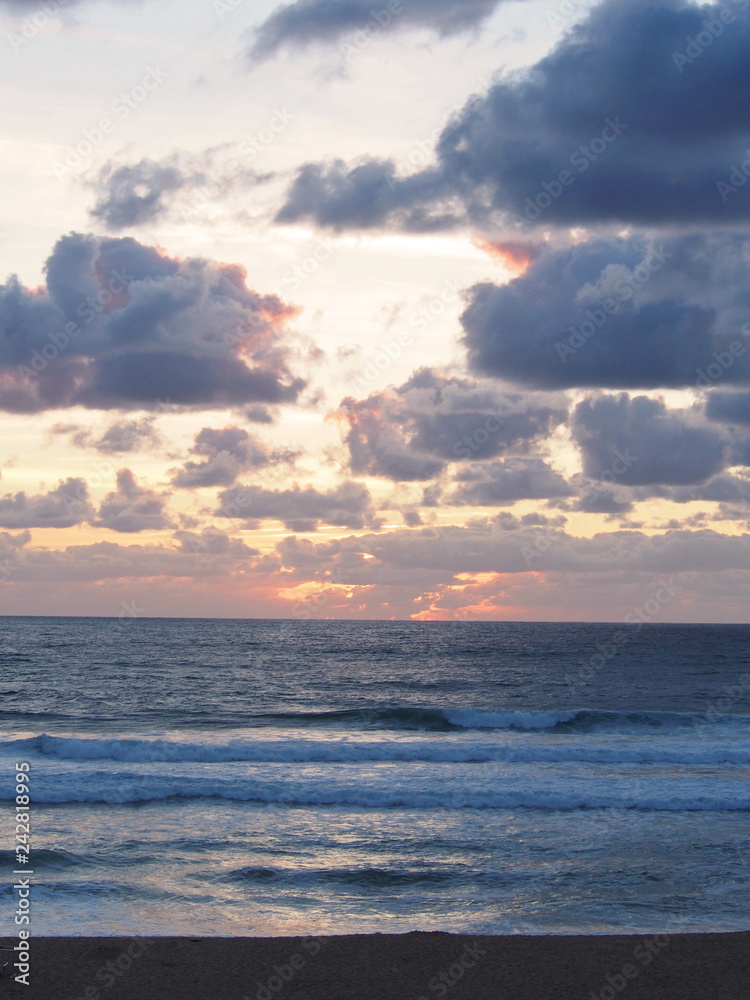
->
[1,617,749,937]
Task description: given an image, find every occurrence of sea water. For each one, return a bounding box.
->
[1,617,748,936]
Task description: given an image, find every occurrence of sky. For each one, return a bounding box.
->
[1,0,750,621]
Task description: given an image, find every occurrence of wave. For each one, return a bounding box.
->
[13,732,750,767]
[220,866,461,888]
[92,706,746,733]
[5,772,749,811]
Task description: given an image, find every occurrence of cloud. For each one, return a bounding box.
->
[0,233,304,413]
[0,534,267,585]
[0,478,93,529]
[460,234,750,390]
[87,155,272,230]
[89,159,187,230]
[450,458,573,505]
[276,0,750,232]
[249,0,507,62]
[275,520,750,582]
[54,417,162,454]
[706,390,750,425]
[643,472,750,505]
[216,480,380,531]
[93,469,174,533]
[573,487,633,516]
[171,426,298,488]
[572,394,727,486]
[276,158,455,232]
[173,525,260,558]
[339,368,567,481]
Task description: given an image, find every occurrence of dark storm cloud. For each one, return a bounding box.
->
[0,478,93,529]
[461,234,750,390]
[171,426,298,489]
[339,369,567,482]
[0,233,304,413]
[93,469,173,533]
[572,394,727,486]
[88,155,272,231]
[216,480,381,532]
[276,0,750,232]
[450,458,573,506]
[249,0,506,62]
[706,390,750,425]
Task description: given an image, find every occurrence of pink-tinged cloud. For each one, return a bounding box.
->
[0,234,305,413]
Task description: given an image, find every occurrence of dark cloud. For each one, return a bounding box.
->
[339,368,567,481]
[93,469,173,533]
[706,390,750,425]
[0,233,304,413]
[572,394,727,486]
[1,534,267,585]
[644,473,750,505]
[54,417,162,454]
[450,458,573,505]
[244,405,276,424]
[216,480,380,531]
[0,478,93,529]
[88,155,272,231]
[171,426,298,488]
[276,0,750,231]
[173,526,259,558]
[276,159,454,233]
[574,487,633,516]
[460,234,750,390]
[89,160,187,230]
[275,521,750,580]
[249,0,506,62]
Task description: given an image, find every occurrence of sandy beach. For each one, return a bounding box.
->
[1,931,748,999]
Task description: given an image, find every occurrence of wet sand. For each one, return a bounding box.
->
[2,931,748,999]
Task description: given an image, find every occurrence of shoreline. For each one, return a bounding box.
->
[1,931,748,999]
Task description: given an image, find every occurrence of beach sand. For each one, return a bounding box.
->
[2,931,749,999]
